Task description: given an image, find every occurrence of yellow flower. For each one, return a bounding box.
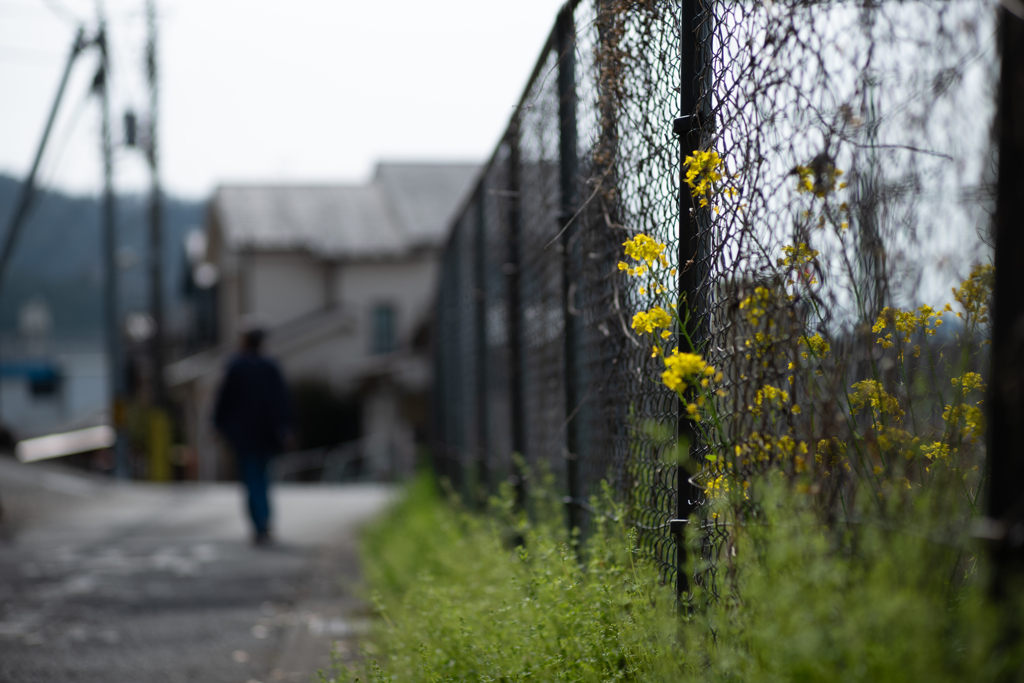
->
[704,473,731,499]
[631,306,671,334]
[778,243,820,269]
[921,441,950,461]
[951,263,994,325]
[661,349,716,399]
[872,305,944,346]
[683,149,724,201]
[799,333,830,359]
[739,286,772,327]
[750,384,789,416]
[951,372,986,394]
[794,160,843,197]
[848,379,904,421]
[942,403,985,443]
[622,234,667,267]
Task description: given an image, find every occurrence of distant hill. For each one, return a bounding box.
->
[0,175,205,346]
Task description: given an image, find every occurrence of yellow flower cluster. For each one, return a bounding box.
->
[683,149,724,207]
[942,403,985,443]
[623,233,667,265]
[778,243,820,269]
[617,261,648,277]
[701,460,751,502]
[704,472,731,499]
[799,333,830,359]
[750,384,789,416]
[618,234,669,277]
[734,432,808,469]
[872,305,943,348]
[794,161,845,197]
[952,263,994,325]
[951,372,986,394]
[631,306,672,338]
[744,331,779,365]
[815,437,850,473]
[775,435,808,459]
[848,379,904,421]
[661,349,720,403]
[739,286,772,327]
[921,441,950,461]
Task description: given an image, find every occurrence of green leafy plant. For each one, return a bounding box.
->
[333,474,685,683]
[331,470,1024,683]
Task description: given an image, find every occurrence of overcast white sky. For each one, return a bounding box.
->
[0,0,568,199]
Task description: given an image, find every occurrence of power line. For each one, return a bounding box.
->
[36,85,94,191]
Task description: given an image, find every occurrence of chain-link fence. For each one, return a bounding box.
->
[433,0,996,602]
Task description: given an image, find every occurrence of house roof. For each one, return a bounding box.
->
[211,162,478,259]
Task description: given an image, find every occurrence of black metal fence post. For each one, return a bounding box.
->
[987,3,1024,596]
[557,7,582,535]
[505,117,527,509]
[671,0,714,602]
[473,189,490,503]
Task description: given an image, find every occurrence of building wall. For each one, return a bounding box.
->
[245,252,329,327]
[334,255,438,353]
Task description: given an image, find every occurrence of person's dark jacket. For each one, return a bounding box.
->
[213,352,292,454]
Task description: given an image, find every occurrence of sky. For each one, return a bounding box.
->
[0,0,569,199]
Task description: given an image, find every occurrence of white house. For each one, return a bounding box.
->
[166,162,478,481]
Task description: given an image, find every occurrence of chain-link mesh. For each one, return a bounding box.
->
[432,0,995,603]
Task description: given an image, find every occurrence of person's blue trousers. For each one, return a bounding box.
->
[237,450,273,535]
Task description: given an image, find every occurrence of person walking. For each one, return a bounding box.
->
[213,323,292,545]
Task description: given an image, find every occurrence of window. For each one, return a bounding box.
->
[371,304,396,354]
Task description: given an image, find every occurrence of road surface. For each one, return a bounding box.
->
[0,456,394,683]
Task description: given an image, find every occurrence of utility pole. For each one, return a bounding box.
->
[96,7,129,479]
[146,0,165,407]
[144,0,171,481]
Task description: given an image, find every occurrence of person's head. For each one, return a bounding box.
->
[238,314,268,354]
[241,328,265,353]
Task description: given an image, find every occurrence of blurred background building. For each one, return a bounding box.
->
[166,162,477,481]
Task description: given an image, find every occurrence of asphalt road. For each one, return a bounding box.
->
[0,456,394,683]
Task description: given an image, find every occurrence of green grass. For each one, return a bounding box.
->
[328,473,1024,683]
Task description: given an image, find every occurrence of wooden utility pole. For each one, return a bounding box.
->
[96,10,130,479]
[146,0,165,408]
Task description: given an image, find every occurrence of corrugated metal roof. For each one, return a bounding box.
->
[213,162,478,258]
